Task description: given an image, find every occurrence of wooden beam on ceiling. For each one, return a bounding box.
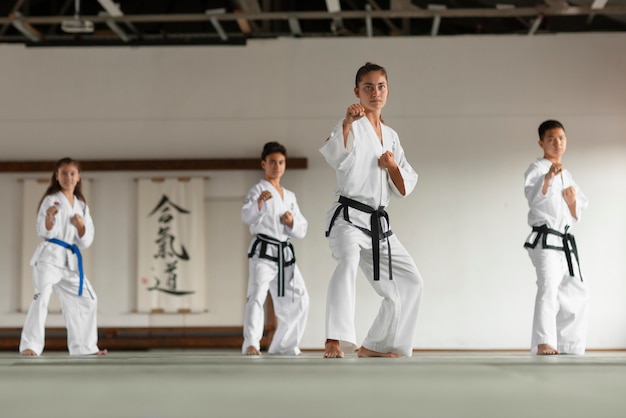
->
[0,0,27,36]
[3,7,626,25]
[368,0,402,35]
[233,0,261,33]
[0,158,308,172]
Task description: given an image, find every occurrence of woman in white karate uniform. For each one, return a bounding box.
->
[241,142,309,355]
[20,157,106,356]
[320,63,424,358]
[524,120,589,355]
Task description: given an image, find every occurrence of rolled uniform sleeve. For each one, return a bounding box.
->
[387,134,418,198]
[242,184,266,228]
[283,193,308,240]
[36,196,62,240]
[524,158,588,231]
[75,203,95,249]
[320,119,355,172]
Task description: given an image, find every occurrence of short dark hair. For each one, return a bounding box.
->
[538,120,565,140]
[261,141,287,160]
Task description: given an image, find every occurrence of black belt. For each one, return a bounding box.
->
[248,234,295,297]
[524,224,583,281]
[325,195,393,281]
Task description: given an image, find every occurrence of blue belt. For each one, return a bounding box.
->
[47,238,85,296]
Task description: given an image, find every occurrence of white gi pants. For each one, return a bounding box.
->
[19,262,100,356]
[527,246,589,355]
[326,221,423,357]
[242,258,309,355]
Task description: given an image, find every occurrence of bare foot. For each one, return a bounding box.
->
[20,349,37,357]
[324,339,344,358]
[83,349,108,356]
[357,346,401,358]
[245,346,261,356]
[536,344,560,355]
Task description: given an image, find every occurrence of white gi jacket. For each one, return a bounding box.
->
[320,117,418,232]
[524,158,588,246]
[242,179,308,257]
[30,191,95,272]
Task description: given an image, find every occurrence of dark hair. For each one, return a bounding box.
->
[355,62,388,87]
[538,120,565,140]
[261,142,287,161]
[37,157,86,211]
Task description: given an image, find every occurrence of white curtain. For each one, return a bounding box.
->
[20,178,92,312]
[136,178,207,313]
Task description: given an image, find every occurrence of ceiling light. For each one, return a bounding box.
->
[62,0,94,34]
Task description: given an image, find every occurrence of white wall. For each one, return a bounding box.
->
[1,33,625,349]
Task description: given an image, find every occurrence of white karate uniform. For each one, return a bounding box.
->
[320,118,424,357]
[524,158,589,355]
[19,191,101,356]
[241,179,309,355]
